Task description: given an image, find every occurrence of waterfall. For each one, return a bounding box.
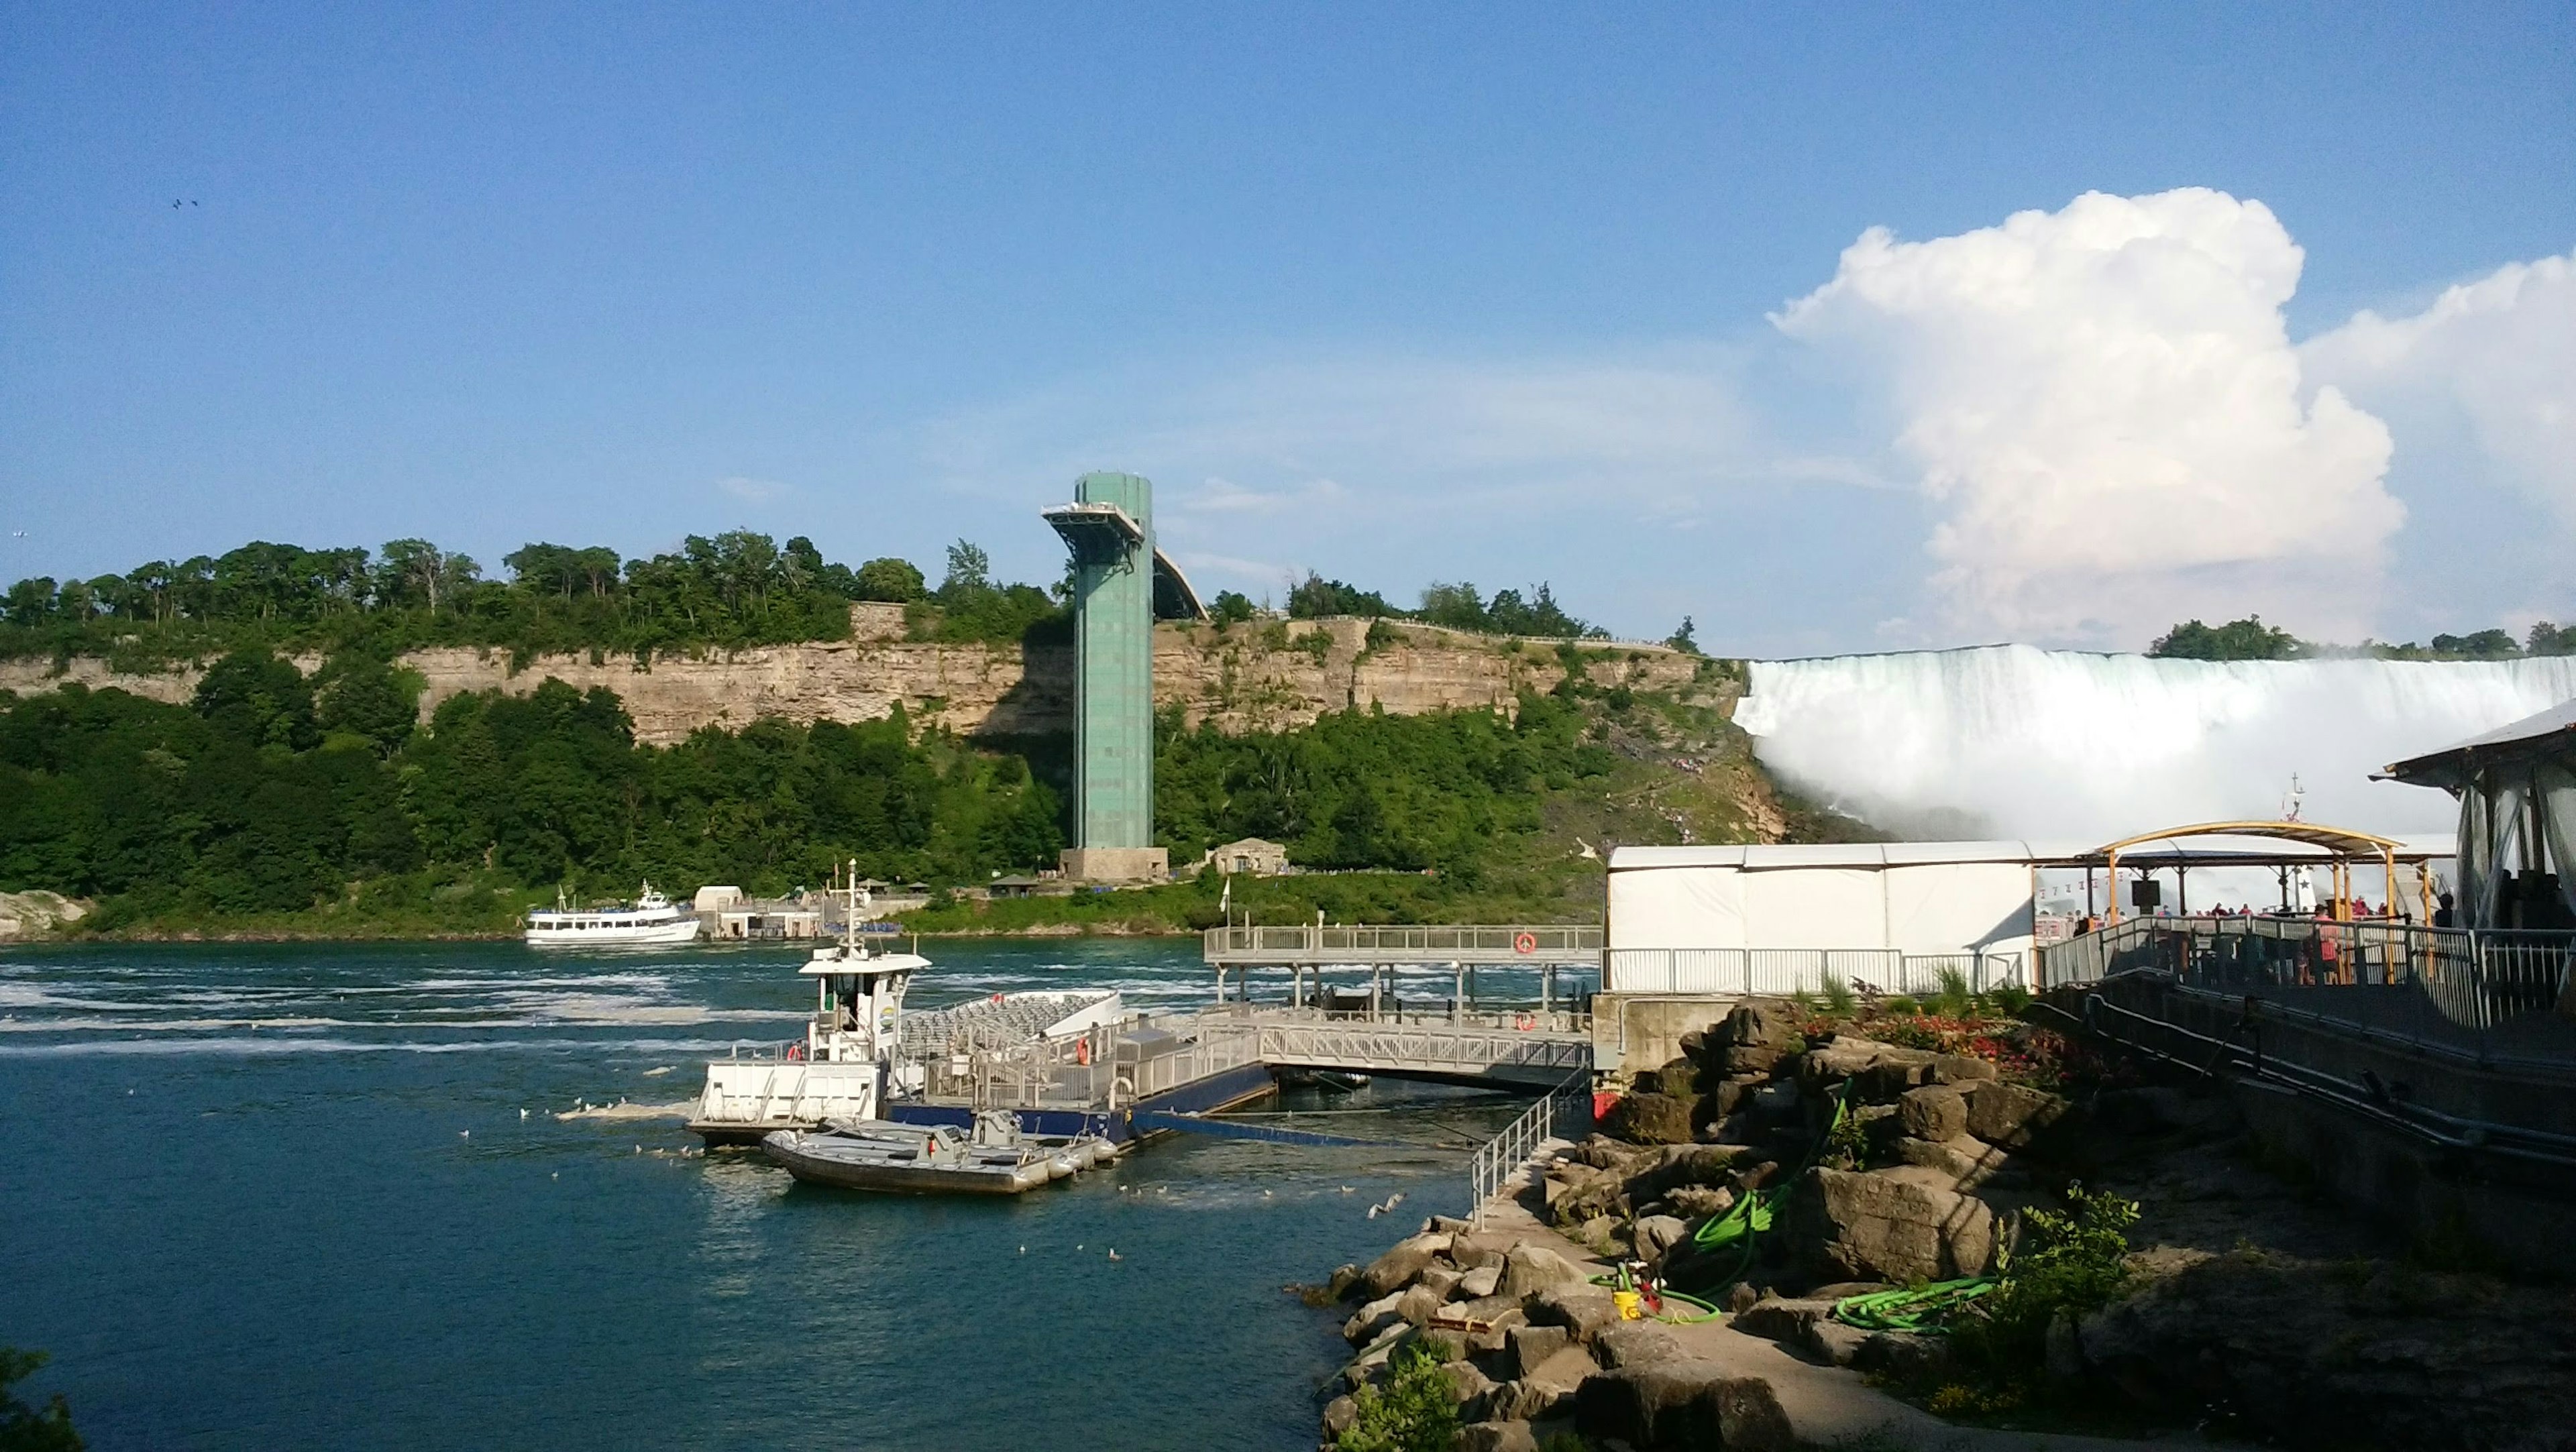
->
[1736,645,2576,842]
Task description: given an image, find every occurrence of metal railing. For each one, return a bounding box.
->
[1199,1002,1592,1036]
[1469,1076,1593,1227]
[2038,915,2576,1067]
[1605,946,2027,996]
[1203,923,1603,964]
[1202,1013,1593,1084]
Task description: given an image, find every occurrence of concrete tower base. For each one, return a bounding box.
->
[1059,848,1169,883]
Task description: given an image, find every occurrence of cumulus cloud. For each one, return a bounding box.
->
[1774,188,2404,647]
[2302,249,2576,524]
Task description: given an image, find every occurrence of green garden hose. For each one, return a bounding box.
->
[1831,1276,1997,1332]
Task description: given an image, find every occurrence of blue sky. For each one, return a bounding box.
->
[3,3,2571,656]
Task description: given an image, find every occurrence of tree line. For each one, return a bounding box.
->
[0,650,1061,924]
[0,533,1065,664]
[2149,615,2576,662]
[0,649,1614,926]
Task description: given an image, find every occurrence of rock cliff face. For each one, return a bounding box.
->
[0,612,1721,745]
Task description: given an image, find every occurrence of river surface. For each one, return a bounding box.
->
[0,938,1550,1449]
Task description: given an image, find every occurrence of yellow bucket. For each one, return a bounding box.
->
[1613,1289,1644,1321]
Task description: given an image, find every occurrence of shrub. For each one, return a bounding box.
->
[1954,1184,2140,1376]
[1932,966,1974,1019]
[1334,1343,1460,1452]
[1822,977,1856,1017]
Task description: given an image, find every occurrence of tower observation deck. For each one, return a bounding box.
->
[1043,471,1206,881]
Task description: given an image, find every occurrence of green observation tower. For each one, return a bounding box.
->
[1042,471,1207,881]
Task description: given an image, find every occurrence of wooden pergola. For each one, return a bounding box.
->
[2092,821,2410,925]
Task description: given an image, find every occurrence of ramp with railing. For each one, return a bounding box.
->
[1468,1076,1593,1227]
[1200,1007,1593,1088]
[2038,915,2576,1070]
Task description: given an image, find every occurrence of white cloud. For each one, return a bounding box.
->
[2302,250,2576,524]
[1774,188,2404,647]
[716,476,790,503]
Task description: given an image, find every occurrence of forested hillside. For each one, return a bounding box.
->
[0,639,1797,936]
[0,652,1059,934]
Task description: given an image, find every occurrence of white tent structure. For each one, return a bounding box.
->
[1605,842,2063,995]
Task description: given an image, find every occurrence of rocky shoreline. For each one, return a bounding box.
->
[1308,996,2576,1452]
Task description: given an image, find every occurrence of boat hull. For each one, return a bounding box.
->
[761,1129,1049,1195]
[527,918,704,947]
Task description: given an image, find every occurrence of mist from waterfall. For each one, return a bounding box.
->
[1735,646,2576,842]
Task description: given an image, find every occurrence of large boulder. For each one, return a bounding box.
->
[1500,1243,1589,1300]
[1439,1359,1498,1417]
[1633,1214,1690,1264]
[1655,1056,1701,1099]
[1455,1263,1502,1300]
[1344,1290,1405,1344]
[1455,1420,1540,1452]
[2074,1250,2576,1452]
[1603,1091,1696,1145]
[1780,1166,1997,1283]
[1576,1362,1796,1452]
[1730,1296,1835,1345]
[1320,1395,1358,1439]
[1961,1080,2074,1149]
[1526,1281,1625,1344]
[1359,1231,1450,1296]
[1897,1083,1968,1143]
[1715,998,1804,1076]
[1894,1133,2015,1190]
[1395,1282,1446,1326]
[1505,1321,1570,1378]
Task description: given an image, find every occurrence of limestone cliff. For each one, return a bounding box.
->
[0,608,1725,746]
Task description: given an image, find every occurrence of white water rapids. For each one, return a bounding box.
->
[1736,645,2576,842]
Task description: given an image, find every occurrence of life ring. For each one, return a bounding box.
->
[1515,1012,1535,1031]
[785,1042,804,1062]
[1075,1038,1092,1067]
[1513,932,1537,955]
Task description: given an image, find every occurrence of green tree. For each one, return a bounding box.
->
[2430,628,2520,659]
[853,557,928,602]
[313,652,423,755]
[1666,615,1700,654]
[1208,590,1257,626]
[193,650,319,750]
[2528,620,2576,657]
[2147,616,2304,660]
[1287,573,1399,619]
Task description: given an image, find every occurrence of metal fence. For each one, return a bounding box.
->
[2037,915,2576,1066]
[1468,1075,1594,1228]
[1605,946,2027,997]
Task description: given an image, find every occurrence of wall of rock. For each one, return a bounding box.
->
[0,609,1720,746]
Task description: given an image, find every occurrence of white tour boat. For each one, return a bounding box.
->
[524,883,704,947]
[688,867,1125,1176]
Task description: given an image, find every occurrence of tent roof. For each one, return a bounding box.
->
[1609,842,2069,871]
[1609,831,2453,875]
[2382,695,2576,789]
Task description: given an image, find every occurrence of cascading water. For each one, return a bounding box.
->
[1736,645,2576,842]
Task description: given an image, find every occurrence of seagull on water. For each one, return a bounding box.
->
[460,1129,470,1138]
[520,1108,529,1120]
[1107,1249,1122,1262]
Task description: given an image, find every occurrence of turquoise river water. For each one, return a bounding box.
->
[0,938,1560,1449]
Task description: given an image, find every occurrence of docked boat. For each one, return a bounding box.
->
[762,1111,1104,1195]
[687,864,1124,1176]
[525,883,704,947]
